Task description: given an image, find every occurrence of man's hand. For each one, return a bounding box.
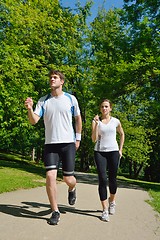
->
[25,97,33,110]
[75,140,80,150]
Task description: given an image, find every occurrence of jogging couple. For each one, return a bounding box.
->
[25,69,124,225]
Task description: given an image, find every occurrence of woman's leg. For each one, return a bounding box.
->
[107,151,120,214]
[107,151,120,199]
[94,151,108,210]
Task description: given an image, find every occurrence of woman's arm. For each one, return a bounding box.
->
[91,115,99,142]
[117,123,125,157]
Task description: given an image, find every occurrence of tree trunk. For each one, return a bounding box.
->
[32,147,35,161]
[129,160,133,178]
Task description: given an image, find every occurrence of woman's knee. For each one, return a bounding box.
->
[99,175,107,186]
[109,180,117,194]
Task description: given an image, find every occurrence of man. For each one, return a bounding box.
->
[25,70,82,225]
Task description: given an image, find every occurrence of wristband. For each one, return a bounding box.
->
[76,133,81,141]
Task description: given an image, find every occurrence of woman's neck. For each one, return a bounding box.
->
[102,114,111,120]
[101,115,111,124]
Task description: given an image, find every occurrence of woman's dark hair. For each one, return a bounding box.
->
[99,99,113,108]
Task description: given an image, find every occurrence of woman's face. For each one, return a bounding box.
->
[100,101,112,115]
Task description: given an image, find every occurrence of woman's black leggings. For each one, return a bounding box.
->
[94,151,120,201]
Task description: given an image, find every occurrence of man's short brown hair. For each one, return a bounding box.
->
[49,69,65,81]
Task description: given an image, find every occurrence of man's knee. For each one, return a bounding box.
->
[63,175,76,185]
[46,169,57,180]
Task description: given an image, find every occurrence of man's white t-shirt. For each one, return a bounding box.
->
[34,92,80,144]
[94,117,120,152]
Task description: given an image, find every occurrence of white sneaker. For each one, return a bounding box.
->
[101,210,110,222]
[108,200,116,215]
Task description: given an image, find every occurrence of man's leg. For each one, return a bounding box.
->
[44,144,61,225]
[63,175,76,190]
[46,169,58,211]
[46,169,61,225]
[64,175,76,205]
[61,143,76,205]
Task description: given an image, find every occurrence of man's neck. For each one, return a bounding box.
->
[51,89,63,97]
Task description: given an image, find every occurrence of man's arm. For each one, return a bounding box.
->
[74,115,82,150]
[24,97,40,125]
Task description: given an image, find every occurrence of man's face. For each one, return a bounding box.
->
[49,74,64,89]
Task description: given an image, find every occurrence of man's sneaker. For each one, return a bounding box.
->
[48,211,60,225]
[101,210,110,222]
[108,200,116,215]
[68,188,76,205]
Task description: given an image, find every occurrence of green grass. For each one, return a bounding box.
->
[0,152,46,193]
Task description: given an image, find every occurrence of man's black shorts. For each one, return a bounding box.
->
[44,143,76,176]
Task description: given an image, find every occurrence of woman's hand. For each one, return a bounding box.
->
[93,114,99,124]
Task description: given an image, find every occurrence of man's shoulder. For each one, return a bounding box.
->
[64,92,74,97]
[63,92,77,101]
[38,94,51,102]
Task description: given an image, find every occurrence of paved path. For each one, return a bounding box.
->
[0,172,159,240]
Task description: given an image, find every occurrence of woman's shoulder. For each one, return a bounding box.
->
[111,116,120,124]
[111,116,119,120]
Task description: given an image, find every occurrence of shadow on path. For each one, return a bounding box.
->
[0,202,50,221]
[0,201,101,222]
[59,204,101,219]
[75,172,98,185]
[75,172,144,190]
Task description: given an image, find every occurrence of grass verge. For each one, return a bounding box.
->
[0,152,46,193]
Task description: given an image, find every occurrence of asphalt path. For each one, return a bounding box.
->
[0,172,159,240]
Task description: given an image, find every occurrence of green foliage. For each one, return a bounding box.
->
[0,0,90,156]
[148,188,160,214]
[0,0,159,181]
[88,2,159,180]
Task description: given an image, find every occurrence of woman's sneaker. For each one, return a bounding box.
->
[48,211,60,225]
[101,210,110,222]
[68,188,76,205]
[108,200,116,215]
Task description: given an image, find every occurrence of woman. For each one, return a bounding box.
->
[92,99,124,222]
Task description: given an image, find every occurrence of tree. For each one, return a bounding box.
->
[88,4,159,179]
[0,0,91,160]
[0,0,159,181]
[122,0,160,181]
